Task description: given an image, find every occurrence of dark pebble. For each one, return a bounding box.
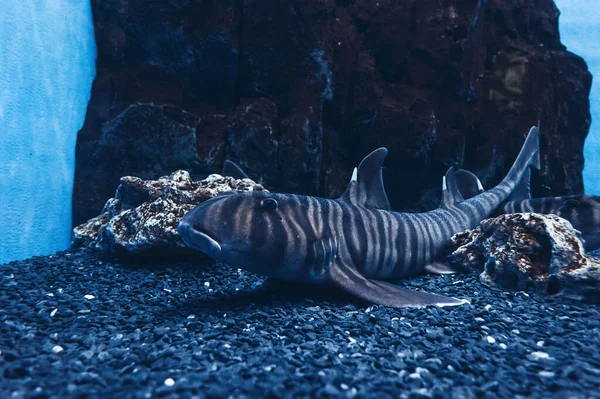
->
[3,365,29,379]
[0,248,598,398]
[1,350,19,361]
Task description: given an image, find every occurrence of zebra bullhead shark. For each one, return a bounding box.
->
[178,127,540,308]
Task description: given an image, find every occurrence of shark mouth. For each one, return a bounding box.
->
[177,222,222,254]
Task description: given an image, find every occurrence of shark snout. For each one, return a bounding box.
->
[177,215,222,254]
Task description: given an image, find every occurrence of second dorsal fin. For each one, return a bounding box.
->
[454,169,484,199]
[441,167,484,208]
[440,166,464,208]
[340,148,391,210]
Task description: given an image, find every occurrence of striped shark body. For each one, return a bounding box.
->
[178,127,540,308]
[446,165,600,251]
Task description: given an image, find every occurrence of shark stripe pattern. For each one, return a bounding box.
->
[499,195,600,216]
[178,127,541,308]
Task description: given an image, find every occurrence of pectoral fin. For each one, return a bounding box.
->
[329,261,469,308]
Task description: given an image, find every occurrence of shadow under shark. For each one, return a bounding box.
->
[178,127,540,308]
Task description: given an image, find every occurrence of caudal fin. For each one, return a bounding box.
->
[507,167,531,201]
[461,126,541,220]
[503,126,540,193]
[524,126,541,170]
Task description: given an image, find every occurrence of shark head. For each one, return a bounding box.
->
[177,191,313,278]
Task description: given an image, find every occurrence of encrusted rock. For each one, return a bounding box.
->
[449,213,600,303]
[72,170,266,255]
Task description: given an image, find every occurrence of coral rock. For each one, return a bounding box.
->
[449,213,600,303]
[72,170,266,255]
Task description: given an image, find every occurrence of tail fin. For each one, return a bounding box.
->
[502,126,540,196]
[526,126,541,170]
[510,126,540,174]
[508,168,531,201]
[461,126,541,221]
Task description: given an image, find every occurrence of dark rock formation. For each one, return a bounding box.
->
[449,213,600,303]
[72,170,265,255]
[74,0,592,226]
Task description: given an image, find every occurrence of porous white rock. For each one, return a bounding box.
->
[72,170,266,255]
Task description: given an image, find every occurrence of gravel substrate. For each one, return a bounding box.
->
[1,249,599,399]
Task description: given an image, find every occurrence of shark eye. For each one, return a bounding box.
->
[260,198,278,210]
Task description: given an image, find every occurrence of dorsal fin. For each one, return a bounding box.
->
[441,167,485,208]
[440,166,464,208]
[507,167,531,201]
[454,169,484,199]
[221,160,249,179]
[340,148,390,210]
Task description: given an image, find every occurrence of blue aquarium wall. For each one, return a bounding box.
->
[0,1,96,264]
[556,0,600,194]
